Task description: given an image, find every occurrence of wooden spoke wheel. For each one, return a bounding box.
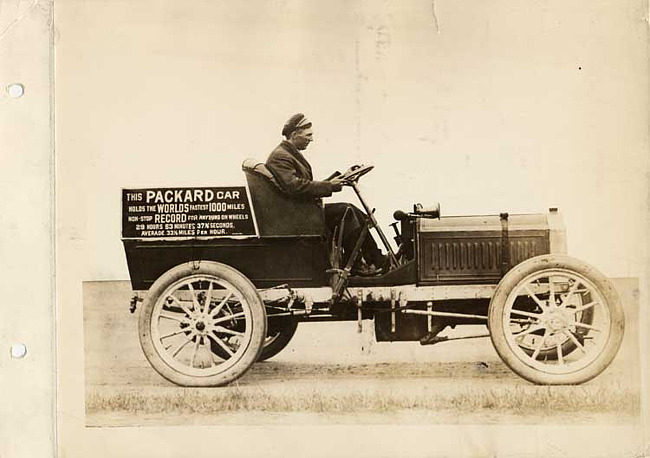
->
[138,261,266,387]
[488,255,624,385]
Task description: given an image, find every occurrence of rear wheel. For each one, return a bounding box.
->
[258,316,299,361]
[488,255,624,385]
[139,261,266,387]
[212,315,299,361]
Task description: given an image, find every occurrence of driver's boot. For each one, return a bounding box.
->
[351,258,381,277]
[371,253,390,274]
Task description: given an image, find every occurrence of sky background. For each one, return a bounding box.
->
[56,0,648,280]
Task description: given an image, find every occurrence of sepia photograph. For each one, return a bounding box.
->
[53,1,648,457]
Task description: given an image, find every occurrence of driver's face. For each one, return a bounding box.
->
[292,127,313,151]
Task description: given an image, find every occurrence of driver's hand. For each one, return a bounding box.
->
[329,177,346,188]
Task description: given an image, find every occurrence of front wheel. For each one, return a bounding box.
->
[139,261,266,387]
[488,255,624,385]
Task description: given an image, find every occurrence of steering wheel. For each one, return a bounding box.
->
[339,164,374,184]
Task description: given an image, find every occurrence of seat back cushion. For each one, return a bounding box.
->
[242,160,325,237]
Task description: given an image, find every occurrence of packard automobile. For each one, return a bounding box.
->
[122,163,625,387]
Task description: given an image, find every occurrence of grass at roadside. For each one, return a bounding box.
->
[87,384,639,418]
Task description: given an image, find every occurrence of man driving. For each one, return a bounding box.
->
[265,113,388,276]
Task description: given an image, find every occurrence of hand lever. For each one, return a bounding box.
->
[390,221,400,237]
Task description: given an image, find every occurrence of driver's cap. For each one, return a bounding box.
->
[282,113,311,137]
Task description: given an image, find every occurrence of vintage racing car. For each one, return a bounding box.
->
[122,162,625,387]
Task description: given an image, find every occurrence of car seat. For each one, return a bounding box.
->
[242,159,326,237]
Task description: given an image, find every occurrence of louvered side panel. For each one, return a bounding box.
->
[418,230,549,285]
[509,238,547,266]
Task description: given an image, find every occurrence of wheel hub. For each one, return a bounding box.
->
[190,312,212,335]
[544,309,571,332]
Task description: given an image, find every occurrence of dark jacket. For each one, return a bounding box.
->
[266,141,341,198]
